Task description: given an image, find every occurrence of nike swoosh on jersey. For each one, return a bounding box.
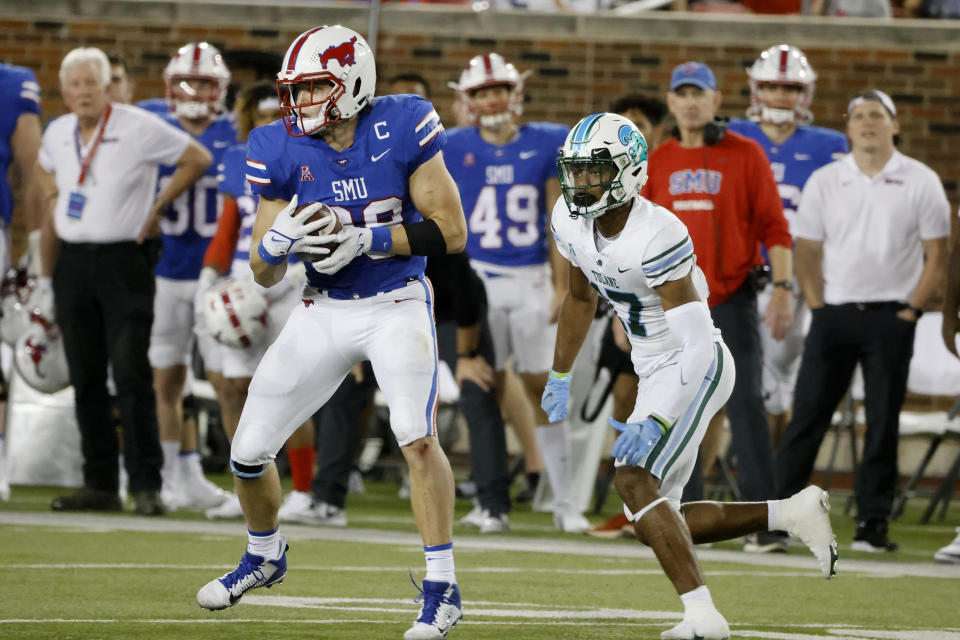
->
[371,149,392,162]
[213,141,231,148]
[793,153,811,160]
[617,267,632,273]
[519,150,538,159]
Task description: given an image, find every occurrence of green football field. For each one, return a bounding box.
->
[2,477,959,640]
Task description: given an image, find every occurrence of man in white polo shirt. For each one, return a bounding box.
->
[774,90,949,552]
[34,47,212,515]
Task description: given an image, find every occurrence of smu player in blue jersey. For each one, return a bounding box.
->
[148,43,236,512]
[446,53,589,533]
[728,45,848,553]
[196,83,317,522]
[0,62,43,500]
[196,26,468,640]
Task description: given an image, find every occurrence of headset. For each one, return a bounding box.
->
[671,117,728,146]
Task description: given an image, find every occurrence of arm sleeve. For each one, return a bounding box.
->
[792,169,826,241]
[646,300,717,428]
[915,167,951,240]
[203,198,241,273]
[245,127,290,200]
[746,141,791,249]
[406,96,447,175]
[136,111,192,166]
[642,216,695,287]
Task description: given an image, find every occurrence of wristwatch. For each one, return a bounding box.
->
[908,306,924,319]
[772,280,794,292]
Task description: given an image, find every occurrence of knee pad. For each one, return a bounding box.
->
[623,496,671,523]
[230,459,266,478]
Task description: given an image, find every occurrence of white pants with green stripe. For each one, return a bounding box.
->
[619,340,735,517]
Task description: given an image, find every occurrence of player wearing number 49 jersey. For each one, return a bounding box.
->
[445,53,587,532]
[545,112,838,640]
[197,25,468,640]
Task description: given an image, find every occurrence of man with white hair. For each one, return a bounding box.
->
[35,47,211,515]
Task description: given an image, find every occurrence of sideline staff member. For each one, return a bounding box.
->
[643,62,793,510]
[36,47,211,515]
[776,90,948,553]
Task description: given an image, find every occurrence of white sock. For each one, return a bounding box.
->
[247,528,283,560]
[680,585,713,611]
[535,423,572,512]
[424,542,456,584]
[180,450,202,474]
[160,441,180,483]
[767,499,781,531]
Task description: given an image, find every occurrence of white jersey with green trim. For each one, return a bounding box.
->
[550,195,718,362]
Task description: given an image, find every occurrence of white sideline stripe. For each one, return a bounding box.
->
[3,511,959,579]
[6,563,821,578]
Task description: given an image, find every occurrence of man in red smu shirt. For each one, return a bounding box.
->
[643,62,792,543]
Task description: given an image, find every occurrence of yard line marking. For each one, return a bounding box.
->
[3,511,959,579]
[7,563,822,577]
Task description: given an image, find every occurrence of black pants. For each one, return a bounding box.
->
[775,304,915,520]
[436,320,511,516]
[311,362,377,510]
[54,240,162,493]
[684,280,775,502]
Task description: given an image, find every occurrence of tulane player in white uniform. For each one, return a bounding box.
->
[728,45,848,469]
[149,42,236,511]
[446,53,588,532]
[196,26,468,640]
[543,113,839,640]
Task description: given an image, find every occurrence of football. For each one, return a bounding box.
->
[296,201,342,261]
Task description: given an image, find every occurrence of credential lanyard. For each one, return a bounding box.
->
[74,103,113,187]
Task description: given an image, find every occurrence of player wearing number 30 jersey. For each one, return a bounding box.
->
[197,25,468,640]
[545,112,838,640]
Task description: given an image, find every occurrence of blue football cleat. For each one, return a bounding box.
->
[197,539,288,610]
[404,577,463,639]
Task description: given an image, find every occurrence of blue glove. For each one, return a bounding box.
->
[609,417,665,466]
[540,370,571,422]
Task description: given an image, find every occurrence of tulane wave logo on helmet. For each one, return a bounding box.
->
[618,125,647,167]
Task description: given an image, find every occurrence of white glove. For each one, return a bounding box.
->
[32,276,55,323]
[260,194,334,260]
[310,227,373,275]
[193,266,220,336]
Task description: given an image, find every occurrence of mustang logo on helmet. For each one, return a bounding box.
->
[320,36,358,69]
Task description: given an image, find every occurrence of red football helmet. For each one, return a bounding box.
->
[276,25,376,136]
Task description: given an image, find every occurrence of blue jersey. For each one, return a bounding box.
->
[245,94,446,299]
[727,118,848,228]
[0,64,41,223]
[217,143,258,273]
[135,98,170,116]
[445,123,568,268]
[155,114,238,280]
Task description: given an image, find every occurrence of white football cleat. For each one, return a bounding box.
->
[479,512,509,535]
[206,492,243,519]
[277,490,313,522]
[934,527,960,564]
[173,457,228,510]
[197,539,287,610]
[660,604,730,640]
[459,504,485,528]
[776,486,839,579]
[404,579,462,640]
[554,510,590,534]
[285,501,347,527]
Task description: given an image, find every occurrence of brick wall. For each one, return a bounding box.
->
[3,10,959,244]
